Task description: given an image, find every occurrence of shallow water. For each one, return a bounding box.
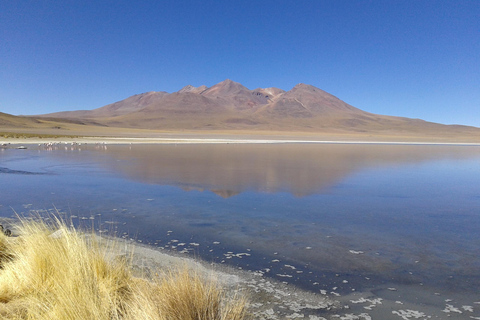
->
[1,143,480,318]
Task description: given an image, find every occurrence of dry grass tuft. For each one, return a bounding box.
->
[0,218,248,320]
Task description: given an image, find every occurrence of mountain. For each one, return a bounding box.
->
[29,79,480,138]
[255,83,363,119]
[39,79,363,124]
[194,79,283,111]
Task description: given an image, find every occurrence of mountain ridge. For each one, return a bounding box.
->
[16,79,480,136]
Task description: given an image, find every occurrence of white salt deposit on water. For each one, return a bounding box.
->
[332,313,372,320]
[349,250,364,255]
[276,274,293,278]
[392,309,426,319]
[443,304,463,313]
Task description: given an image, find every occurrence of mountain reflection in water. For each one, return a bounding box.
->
[99,143,480,197]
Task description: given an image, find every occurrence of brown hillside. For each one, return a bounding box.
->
[6,79,480,141]
[40,91,168,119]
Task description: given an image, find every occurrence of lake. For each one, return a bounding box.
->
[1,142,480,318]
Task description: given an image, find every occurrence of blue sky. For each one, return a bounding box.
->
[1,1,479,127]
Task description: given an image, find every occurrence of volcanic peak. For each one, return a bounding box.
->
[178,85,208,94]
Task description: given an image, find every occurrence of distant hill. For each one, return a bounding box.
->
[0,111,36,127]
[43,91,169,119]
[0,111,104,135]
[13,79,480,138]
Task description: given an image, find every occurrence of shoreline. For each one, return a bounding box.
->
[105,236,480,320]
[2,136,480,146]
[115,237,340,319]
[0,217,463,320]
[0,217,337,319]
[7,218,478,320]
[2,214,479,319]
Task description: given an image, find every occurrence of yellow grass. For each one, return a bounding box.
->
[0,219,248,320]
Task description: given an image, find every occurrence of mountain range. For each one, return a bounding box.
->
[3,79,480,139]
